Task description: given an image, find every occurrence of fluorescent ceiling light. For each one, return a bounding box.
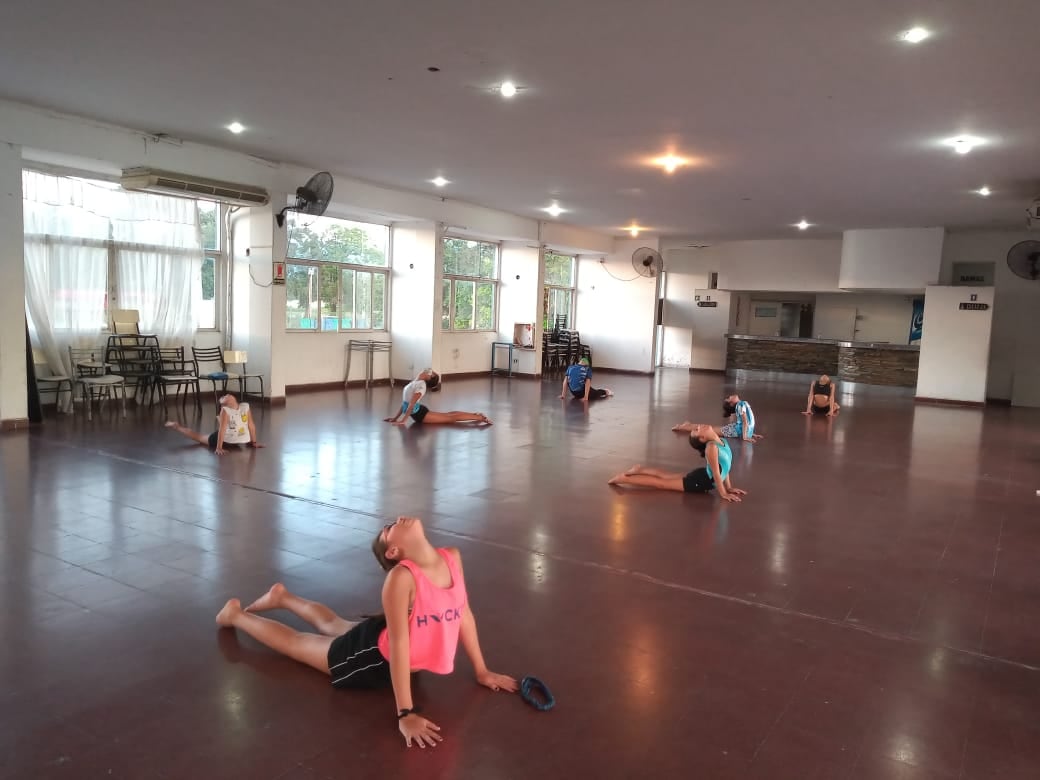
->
[976,186,991,196]
[900,27,931,43]
[543,202,564,217]
[431,176,450,187]
[227,122,245,134]
[795,220,810,230]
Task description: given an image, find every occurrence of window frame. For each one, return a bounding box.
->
[441,236,500,333]
[283,215,391,333]
[543,251,577,330]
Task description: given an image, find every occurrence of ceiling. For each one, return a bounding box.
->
[2,0,1038,239]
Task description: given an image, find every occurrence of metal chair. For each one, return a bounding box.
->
[191,346,233,408]
[222,350,265,401]
[68,346,127,421]
[154,347,201,412]
[32,348,74,413]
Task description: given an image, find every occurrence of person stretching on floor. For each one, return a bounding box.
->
[802,374,840,417]
[215,516,518,748]
[673,394,763,442]
[164,393,263,455]
[559,356,613,401]
[384,369,491,427]
[608,423,746,502]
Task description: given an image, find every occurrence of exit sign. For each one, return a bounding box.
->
[958,302,989,311]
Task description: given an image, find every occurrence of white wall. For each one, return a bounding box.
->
[575,238,658,372]
[940,230,1040,404]
[839,228,944,291]
[916,286,994,403]
[719,239,842,292]
[659,257,704,368]
[0,142,26,422]
[814,293,914,343]
[497,243,540,373]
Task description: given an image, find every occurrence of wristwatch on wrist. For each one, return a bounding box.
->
[397,707,421,719]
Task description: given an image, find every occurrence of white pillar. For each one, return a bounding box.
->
[0,143,26,427]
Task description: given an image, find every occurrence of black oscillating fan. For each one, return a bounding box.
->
[1006,240,1040,281]
[276,171,334,227]
[631,246,664,278]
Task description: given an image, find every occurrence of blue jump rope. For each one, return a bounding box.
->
[519,676,555,712]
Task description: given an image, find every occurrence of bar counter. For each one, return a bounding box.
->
[725,334,919,387]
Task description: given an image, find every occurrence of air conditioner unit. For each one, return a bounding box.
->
[120,168,270,207]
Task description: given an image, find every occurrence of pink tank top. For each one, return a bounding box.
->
[377,548,468,674]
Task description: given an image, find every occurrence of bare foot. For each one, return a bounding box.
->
[479,414,493,425]
[164,421,178,429]
[624,464,643,476]
[671,421,691,432]
[607,473,629,486]
[245,583,286,613]
[605,389,614,397]
[216,598,242,627]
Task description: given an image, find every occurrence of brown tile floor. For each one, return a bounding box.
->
[2,370,1039,779]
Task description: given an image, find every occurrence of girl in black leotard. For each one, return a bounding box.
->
[803,374,840,416]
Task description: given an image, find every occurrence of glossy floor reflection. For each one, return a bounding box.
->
[2,370,1039,779]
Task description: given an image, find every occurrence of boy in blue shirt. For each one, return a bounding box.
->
[559,357,613,401]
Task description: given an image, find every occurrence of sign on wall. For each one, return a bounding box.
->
[951,262,994,286]
[908,298,924,344]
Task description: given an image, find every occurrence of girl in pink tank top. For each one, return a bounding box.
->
[215,516,517,750]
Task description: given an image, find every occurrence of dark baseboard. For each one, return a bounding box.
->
[689,367,726,375]
[985,397,1012,406]
[268,396,287,407]
[593,367,654,376]
[443,370,493,380]
[914,396,986,408]
[1,417,31,432]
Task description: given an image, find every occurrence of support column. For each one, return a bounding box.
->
[0,143,27,428]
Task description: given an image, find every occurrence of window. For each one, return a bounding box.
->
[543,251,575,330]
[441,237,498,331]
[284,214,390,331]
[22,170,219,335]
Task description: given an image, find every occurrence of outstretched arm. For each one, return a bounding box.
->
[383,567,442,748]
[802,384,814,414]
[707,446,740,502]
[740,410,752,441]
[247,415,264,448]
[215,409,229,455]
[559,377,569,399]
[829,387,837,415]
[583,378,591,401]
[449,549,518,693]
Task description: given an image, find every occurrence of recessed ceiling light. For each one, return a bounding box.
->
[499,81,518,98]
[976,186,991,196]
[652,153,688,174]
[899,27,931,44]
[542,202,564,217]
[629,227,640,237]
[227,121,245,134]
[795,220,810,230]
[943,135,985,155]
[430,176,450,187]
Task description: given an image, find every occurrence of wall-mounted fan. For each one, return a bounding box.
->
[1006,240,1040,281]
[632,246,664,278]
[276,171,334,227]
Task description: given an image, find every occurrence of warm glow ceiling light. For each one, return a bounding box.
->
[227,121,245,134]
[430,176,450,187]
[899,27,931,43]
[795,220,810,230]
[543,202,564,217]
[943,135,985,155]
[976,186,991,196]
[652,153,688,174]
[629,227,641,237]
[499,81,518,98]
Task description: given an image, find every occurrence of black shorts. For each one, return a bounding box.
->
[569,388,585,399]
[682,467,715,494]
[327,616,391,689]
[206,432,218,450]
[811,404,830,415]
[410,404,430,423]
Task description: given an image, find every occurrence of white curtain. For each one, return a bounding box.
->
[23,173,111,391]
[113,193,202,348]
[22,171,205,384]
